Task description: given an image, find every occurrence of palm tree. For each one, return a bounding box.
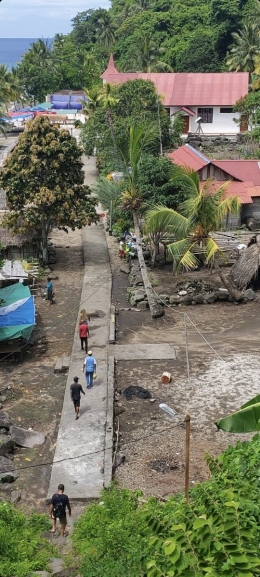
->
[96,13,115,49]
[145,168,243,299]
[227,23,260,74]
[118,124,164,317]
[128,36,172,72]
[80,85,101,117]
[0,65,22,107]
[97,82,119,150]
[29,38,54,69]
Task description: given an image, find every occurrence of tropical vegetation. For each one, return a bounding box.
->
[145,168,241,272]
[0,116,98,263]
[72,435,260,576]
[2,0,260,104]
[0,502,53,577]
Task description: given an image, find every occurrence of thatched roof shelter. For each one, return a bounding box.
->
[229,239,260,290]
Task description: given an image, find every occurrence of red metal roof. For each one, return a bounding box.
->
[101,66,249,106]
[199,180,253,204]
[211,160,260,186]
[168,144,210,171]
[102,54,119,76]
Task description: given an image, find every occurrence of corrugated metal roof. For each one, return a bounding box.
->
[211,160,260,186]
[168,144,210,171]
[101,68,249,106]
[199,180,253,204]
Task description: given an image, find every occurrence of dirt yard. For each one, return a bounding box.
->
[107,234,260,498]
[0,228,84,511]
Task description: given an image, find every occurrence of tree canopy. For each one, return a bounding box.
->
[0,116,98,262]
[5,0,259,103]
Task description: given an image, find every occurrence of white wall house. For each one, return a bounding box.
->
[167,106,242,135]
[101,56,249,136]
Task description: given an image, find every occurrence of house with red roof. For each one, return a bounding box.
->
[101,55,249,136]
[169,144,260,225]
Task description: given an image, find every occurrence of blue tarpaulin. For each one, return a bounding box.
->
[0,284,35,342]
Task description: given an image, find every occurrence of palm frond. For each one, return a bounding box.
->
[145,205,190,238]
[204,237,226,264]
[216,195,241,222]
[166,239,199,271]
[171,166,200,195]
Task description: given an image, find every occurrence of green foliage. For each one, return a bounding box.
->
[136,154,189,210]
[0,502,54,577]
[72,485,147,577]
[73,437,260,577]
[144,168,241,271]
[80,79,171,173]
[0,116,98,262]
[215,393,260,432]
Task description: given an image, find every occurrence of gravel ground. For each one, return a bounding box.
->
[107,234,260,498]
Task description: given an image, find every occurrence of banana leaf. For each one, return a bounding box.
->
[215,394,260,432]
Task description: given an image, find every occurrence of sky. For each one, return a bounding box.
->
[0,0,110,38]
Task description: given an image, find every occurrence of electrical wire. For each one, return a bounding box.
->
[11,421,184,473]
[151,286,226,363]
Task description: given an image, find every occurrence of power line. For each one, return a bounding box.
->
[11,421,183,473]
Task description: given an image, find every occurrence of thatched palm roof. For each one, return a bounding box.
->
[229,243,260,290]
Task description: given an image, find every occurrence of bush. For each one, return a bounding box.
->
[0,502,54,577]
[73,437,260,577]
[72,485,149,577]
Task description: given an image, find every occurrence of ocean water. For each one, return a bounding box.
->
[0,38,48,68]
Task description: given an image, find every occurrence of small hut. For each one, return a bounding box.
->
[229,236,260,291]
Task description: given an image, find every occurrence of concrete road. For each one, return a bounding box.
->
[48,156,113,500]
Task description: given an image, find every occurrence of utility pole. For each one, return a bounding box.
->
[157,99,163,156]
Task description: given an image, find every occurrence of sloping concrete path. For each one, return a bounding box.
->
[48,157,113,500]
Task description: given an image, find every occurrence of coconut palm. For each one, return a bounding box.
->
[96,13,115,49]
[118,123,164,317]
[145,168,241,275]
[0,65,22,107]
[97,82,119,150]
[128,35,172,72]
[227,23,260,74]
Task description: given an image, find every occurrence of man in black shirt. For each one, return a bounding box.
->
[70,376,85,420]
[49,484,71,537]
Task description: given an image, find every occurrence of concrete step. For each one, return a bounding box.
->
[54,356,70,373]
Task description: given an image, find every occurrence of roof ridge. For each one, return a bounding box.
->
[185,144,210,164]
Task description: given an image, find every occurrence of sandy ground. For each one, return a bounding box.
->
[107,234,260,497]
[0,227,84,511]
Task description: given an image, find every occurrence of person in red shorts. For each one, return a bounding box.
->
[79,320,89,352]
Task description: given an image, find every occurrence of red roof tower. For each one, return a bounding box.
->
[101,54,119,79]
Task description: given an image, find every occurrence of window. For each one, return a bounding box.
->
[220,107,233,113]
[198,107,213,123]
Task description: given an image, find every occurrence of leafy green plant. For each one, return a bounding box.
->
[0,502,54,577]
[72,485,148,577]
[73,437,260,577]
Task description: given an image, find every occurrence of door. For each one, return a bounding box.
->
[182,116,189,134]
[240,115,248,132]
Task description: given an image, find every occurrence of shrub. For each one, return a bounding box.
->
[0,502,54,577]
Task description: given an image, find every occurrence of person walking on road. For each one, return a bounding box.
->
[83,350,96,389]
[70,376,85,420]
[49,484,71,537]
[46,277,54,306]
[79,319,89,352]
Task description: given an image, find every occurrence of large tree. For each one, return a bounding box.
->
[226,22,260,73]
[80,79,171,173]
[0,116,98,262]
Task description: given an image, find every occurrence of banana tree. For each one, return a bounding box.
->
[215,394,260,433]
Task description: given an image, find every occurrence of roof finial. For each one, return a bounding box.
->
[101,54,119,78]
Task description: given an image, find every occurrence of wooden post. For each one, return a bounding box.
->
[185,413,190,502]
